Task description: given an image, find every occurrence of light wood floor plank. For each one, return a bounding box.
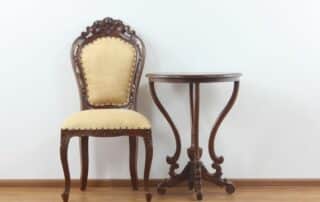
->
[0,186,319,202]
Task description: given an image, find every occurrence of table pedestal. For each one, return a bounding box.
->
[157,148,235,200]
[148,75,240,200]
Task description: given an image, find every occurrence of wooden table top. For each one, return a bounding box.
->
[146,72,242,83]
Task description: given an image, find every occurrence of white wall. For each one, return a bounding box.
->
[0,0,320,179]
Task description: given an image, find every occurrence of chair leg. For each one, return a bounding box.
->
[143,135,153,202]
[80,136,89,191]
[129,136,139,190]
[60,134,71,202]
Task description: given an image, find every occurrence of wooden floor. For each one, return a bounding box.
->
[0,186,319,202]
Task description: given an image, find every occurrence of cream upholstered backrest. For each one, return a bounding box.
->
[71,18,145,109]
[80,37,136,106]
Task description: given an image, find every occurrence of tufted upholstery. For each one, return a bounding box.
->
[62,109,151,130]
[80,37,136,106]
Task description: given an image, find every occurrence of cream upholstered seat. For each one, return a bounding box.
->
[62,109,151,130]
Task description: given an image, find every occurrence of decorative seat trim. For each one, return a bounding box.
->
[62,109,151,130]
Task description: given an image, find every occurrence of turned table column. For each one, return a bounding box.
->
[146,73,241,200]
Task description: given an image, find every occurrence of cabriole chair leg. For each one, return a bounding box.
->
[143,134,153,202]
[80,136,89,191]
[129,136,139,190]
[60,134,71,202]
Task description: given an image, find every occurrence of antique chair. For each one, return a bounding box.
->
[60,17,153,202]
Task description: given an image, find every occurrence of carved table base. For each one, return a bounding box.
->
[147,73,241,201]
[157,154,235,200]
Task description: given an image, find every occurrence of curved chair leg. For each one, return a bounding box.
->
[60,134,72,202]
[143,134,153,202]
[80,136,89,191]
[129,136,139,190]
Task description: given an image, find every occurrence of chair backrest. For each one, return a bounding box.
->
[71,17,145,110]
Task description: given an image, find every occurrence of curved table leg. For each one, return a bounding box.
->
[157,82,204,199]
[157,162,191,194]
[149,81,183,193]
[206,81,240,193]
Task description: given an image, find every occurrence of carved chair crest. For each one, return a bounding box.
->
[71,17,145,110]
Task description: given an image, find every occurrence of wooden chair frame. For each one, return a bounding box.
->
[60,17,153,202]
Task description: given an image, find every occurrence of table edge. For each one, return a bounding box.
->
[146,73,242,83]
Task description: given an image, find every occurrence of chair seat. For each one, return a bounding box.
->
[62,109,151,130]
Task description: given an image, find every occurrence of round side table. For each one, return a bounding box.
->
[146,72,242,200]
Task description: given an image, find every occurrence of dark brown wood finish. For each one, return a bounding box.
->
[60,17,152,202]
[147,72,241,83]
[129,136,139,190]
[146,72,241,201]
[79,136,88,191]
